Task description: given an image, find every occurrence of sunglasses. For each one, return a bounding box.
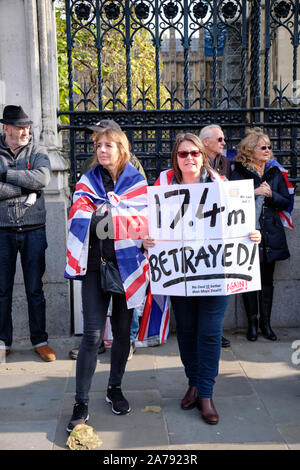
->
[216,137,225,142]
[259,145,272,150]
[177,150,201,159]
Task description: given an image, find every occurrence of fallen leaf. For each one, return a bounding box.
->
[66,424,103,450]
[141,405,162,413]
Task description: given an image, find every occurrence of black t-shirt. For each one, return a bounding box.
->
[87,166,117,271]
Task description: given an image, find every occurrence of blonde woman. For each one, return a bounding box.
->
[65,127,148,431]
[231,131,290,341]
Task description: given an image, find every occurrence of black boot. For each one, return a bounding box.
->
[259,286,277,341]
[242,291,258,341]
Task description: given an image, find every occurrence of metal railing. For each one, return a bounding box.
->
[58,0,300,188]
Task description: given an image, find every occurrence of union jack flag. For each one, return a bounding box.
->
[138,290,170,346]
[265,159,294,229]
[64,163,149,309]
[154,168,224,186]
[154,168,174,186]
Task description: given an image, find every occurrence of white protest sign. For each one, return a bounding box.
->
[147,180,261,296]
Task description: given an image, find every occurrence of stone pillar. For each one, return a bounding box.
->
[0,0,71,339]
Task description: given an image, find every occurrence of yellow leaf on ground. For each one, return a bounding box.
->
[141,405,162,413]
[66,424,103,450]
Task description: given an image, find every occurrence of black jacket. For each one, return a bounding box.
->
[231,161,290,263]
[208,153,232,179]
[0,134,51,228]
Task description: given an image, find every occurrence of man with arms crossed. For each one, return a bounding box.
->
[0,105,54,361]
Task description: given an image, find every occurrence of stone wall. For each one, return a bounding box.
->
[0,0,71,341]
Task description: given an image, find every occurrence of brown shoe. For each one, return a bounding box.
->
[197,398,219,425]
[181,386,198,410]
[34,345,56,362]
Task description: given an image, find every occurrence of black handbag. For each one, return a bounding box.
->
[99,240,124,294]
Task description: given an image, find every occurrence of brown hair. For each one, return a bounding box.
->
[235,129,273,168]
[90,128,131,179]
[171,133,211,183]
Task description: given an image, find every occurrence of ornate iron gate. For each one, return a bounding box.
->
[58,0,300,189]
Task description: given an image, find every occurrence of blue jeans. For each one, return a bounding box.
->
[170,295,228,398]
[130,309,139,342]
[76,271,133,403]
[0,227,48,348]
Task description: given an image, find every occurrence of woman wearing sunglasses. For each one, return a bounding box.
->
[231,130,291,342]
[143,133,260,425]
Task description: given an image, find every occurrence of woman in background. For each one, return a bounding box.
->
[231,130,290,341]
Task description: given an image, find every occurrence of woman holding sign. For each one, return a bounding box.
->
[143,133,261,425]
[65,127,149,432]
[231,130,291,342]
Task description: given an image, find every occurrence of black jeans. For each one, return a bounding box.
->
[0,227,48,348]
[260,259,276,287]
[75,270,133,403]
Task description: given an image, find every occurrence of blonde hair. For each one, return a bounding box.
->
[235,129,273,168]
[171,133,212,183]
[90,128,131,179]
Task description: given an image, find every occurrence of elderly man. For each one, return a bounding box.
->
[0,105,55,361]
[199,124,231,348]
[199,124,231,179]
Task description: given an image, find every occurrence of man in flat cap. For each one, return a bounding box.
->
[0,105,55,361]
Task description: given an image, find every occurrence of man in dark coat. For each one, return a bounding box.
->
[199,124,232,348]
[0,105,55,361]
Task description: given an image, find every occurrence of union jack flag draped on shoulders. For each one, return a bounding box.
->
[64,162,149,309]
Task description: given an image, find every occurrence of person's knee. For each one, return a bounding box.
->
[112,330,130,344]
[82,330,102,350]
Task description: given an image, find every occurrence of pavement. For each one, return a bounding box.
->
[0,328,300,453]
